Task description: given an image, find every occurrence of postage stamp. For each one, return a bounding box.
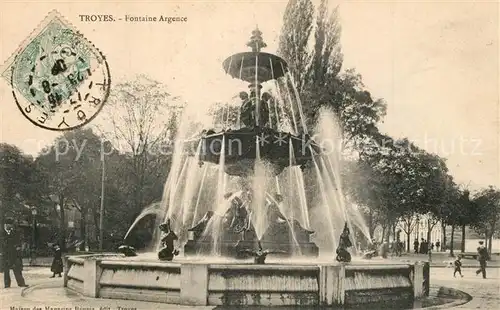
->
[1,10,111,131]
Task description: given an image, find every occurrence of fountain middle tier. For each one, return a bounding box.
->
[183,190,319,258]
[184,126,323,177]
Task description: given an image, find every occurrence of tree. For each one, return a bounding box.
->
[278,0,315,94]
[471,186,500,254]
[455,189,479,252]
[36,128,111,249]
[346,132,453,246]
[399,213,418,252]
[0,145,45,209]
[0,143,46,244]
[208,101,240,129]
[99,75,182,214]
[278,0,386,148]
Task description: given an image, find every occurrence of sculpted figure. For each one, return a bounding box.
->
[336,222,352,263]
[158,219,179,261]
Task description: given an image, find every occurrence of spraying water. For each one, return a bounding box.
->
[125,28,372,260]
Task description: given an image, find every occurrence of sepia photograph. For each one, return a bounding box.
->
[0,0,498,309]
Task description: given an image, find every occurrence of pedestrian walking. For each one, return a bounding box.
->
[435,240,441,252]
[419,238,425,254]
[1,219,28,288]
[453,255,463,278]
[413,239,419,254]
[475,241,489,279]
[50,244,63,278]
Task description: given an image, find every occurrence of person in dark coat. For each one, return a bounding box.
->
[419,238,425,254]
[475,241,489,279]
[413,239,419,254]
[50,244,63,278]
[1,219,28,288]
[435,240,441,252]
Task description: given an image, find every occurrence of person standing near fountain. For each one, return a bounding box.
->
[475,241,489,279]
[1,219,28,288]
[49,244,63,278]
[158,219,180,261]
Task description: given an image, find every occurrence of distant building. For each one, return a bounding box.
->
[397,213,443,245]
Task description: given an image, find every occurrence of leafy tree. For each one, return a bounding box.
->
[471,186,500,254]
[456,189,479,252]
[278,0,386,148]
[208,101,240,129]
[36,128,111,249]
[347,133,453,246]
[278,0,315,94]
[0,143,46,242]
[98,75,181,215]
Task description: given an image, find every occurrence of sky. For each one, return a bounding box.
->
[0,0,498,190]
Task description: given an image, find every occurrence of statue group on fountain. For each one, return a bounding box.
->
[224,189,288,237]
[239,85,274,128]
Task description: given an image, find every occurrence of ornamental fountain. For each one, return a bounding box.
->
[181,28,321,259]
[64,29,430,308]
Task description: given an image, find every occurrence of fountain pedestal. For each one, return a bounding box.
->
[184,211,319,258]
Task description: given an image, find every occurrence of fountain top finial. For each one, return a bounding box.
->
[246,26,267,52]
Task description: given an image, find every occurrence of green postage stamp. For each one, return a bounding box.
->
[1,10,111,131]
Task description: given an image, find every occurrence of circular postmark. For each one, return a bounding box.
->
[9,17,110,131]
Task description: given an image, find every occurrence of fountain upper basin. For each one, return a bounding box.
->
[184,127,322,176]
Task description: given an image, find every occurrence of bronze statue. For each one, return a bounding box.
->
[267,194,287,224]
[158,219,179,261]
[259,92,271,127]
[224,195,250,234]
[240,90,255,128]
[118,245,137,257]
[239,88,273,128]
[240,242,286,264]
[336,222,352,263]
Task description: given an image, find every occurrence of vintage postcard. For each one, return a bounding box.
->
[0,1,498,310]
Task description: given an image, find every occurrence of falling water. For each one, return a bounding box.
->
[191,164,209,227]
[251,138,270,239]
[288,145,311,229]
[124,30,375,261]
[313,108,372,250]
[124,202,164,248]
[209,135,227,255]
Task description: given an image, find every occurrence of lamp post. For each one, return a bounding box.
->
[99,155,105,251]
[30,207,37,266]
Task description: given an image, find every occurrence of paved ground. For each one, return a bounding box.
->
[1,264,498,309]
[0,267,213,310]
[431,267,500,309]
[396,252,500,268]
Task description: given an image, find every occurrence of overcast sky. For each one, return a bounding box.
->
[0,0,498,190]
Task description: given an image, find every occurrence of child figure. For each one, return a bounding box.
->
[453,255,463,278]
[50,244,63,278]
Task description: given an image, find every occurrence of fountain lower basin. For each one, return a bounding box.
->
[64,254,429,307]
